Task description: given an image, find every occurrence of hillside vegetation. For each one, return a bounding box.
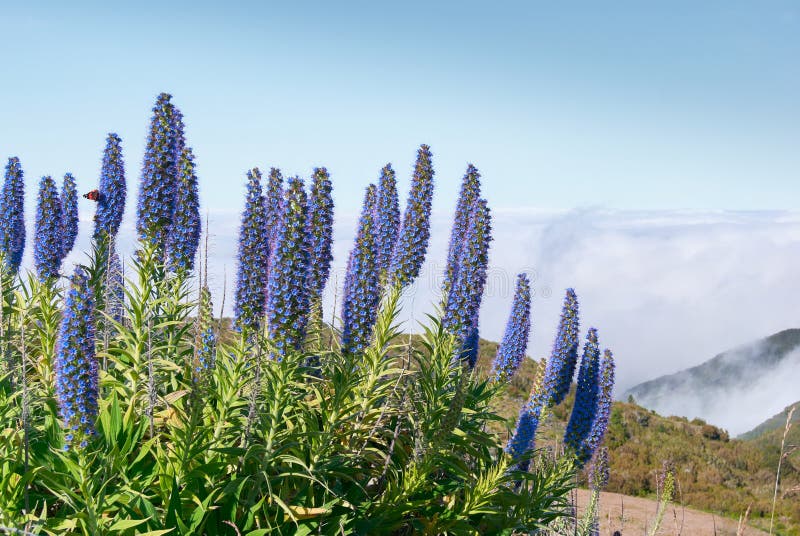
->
[471,342,800,535]
[742,402,800,441]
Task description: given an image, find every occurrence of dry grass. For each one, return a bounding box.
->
[575,489,769,536]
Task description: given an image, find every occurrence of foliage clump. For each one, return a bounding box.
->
[0,93,602,534]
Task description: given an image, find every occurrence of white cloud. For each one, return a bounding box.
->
[46,206,800,430]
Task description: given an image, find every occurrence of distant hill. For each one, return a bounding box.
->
[741,401,800,441]
[623,328,800,435]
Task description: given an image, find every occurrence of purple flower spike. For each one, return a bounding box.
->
[306,167,334,301]
[538,289,581,408]
[341,184,381,354]
[60,173,79,261]
[442,164,481,301]
[34,176,64,281]
[266,177,311,357]
[234,168,269,333]
[136,93,186,250]
[94,133,126,240]
[564,328,602,464]
[389,145,434,287]
[490,274,532,382]
[166,147,201,272]
[374,164,400,273]
[442,199,492,368]
[55,266,98,448]
[0,157,26,271]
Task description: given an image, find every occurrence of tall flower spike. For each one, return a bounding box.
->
[166,147,201,272]
[579,349,615,465]
[564,328,601,462]
[265,177,311,358]
[340,184,380,354]
[306,167,334,301]
[441,199,492,367]
[34,176,64,281]
[94,133,126,240]
[197,284,216,371]
[537,289,581,408]
[136,93,186,249]
[60,173,79,260]
[0,157,25,271]
[55,266,98,448]
[442,164,481,304]
[506,358,547,461]
[234,168,269,333]
[374,164,400,273]
[389,144,434,287]
[490,273,532,382]
[264,167,284,280]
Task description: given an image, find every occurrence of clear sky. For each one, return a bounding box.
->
[0,1,798,215]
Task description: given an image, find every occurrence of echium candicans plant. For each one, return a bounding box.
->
[374,164,400,273]
[442,164,481,302]
[55,266,98,448]
[340,184,380,354]
[389,144,434,287]
[265,177,311,358]
[93,133,126,240]
[166,147,201,272]
[0,157,25,271]
[60,173,79,260]
[136,92,186,249]
[34,176,64,280]
[537,288,581,409]
[577,349,615,466]
[564,328,602,463]
[234,168,269,333]
[490,273,531,383]
[306,167,334,301]
[441,198,492,368]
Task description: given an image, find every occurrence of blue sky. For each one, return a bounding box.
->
[0,1,798,215]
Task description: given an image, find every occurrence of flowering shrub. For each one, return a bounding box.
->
[0,93,618,535]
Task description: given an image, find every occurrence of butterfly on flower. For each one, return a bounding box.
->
[83,189,100,202]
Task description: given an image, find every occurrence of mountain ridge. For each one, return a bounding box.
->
[623,328,800,435]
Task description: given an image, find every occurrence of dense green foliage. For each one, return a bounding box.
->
[0,246,579,534]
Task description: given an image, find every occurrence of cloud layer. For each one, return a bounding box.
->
[48,206,800,430]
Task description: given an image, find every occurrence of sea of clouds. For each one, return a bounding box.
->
[42,205,800,432]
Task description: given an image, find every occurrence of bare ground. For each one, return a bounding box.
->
[574,489,769,536]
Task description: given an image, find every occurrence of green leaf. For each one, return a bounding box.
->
[109,517,150,531]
